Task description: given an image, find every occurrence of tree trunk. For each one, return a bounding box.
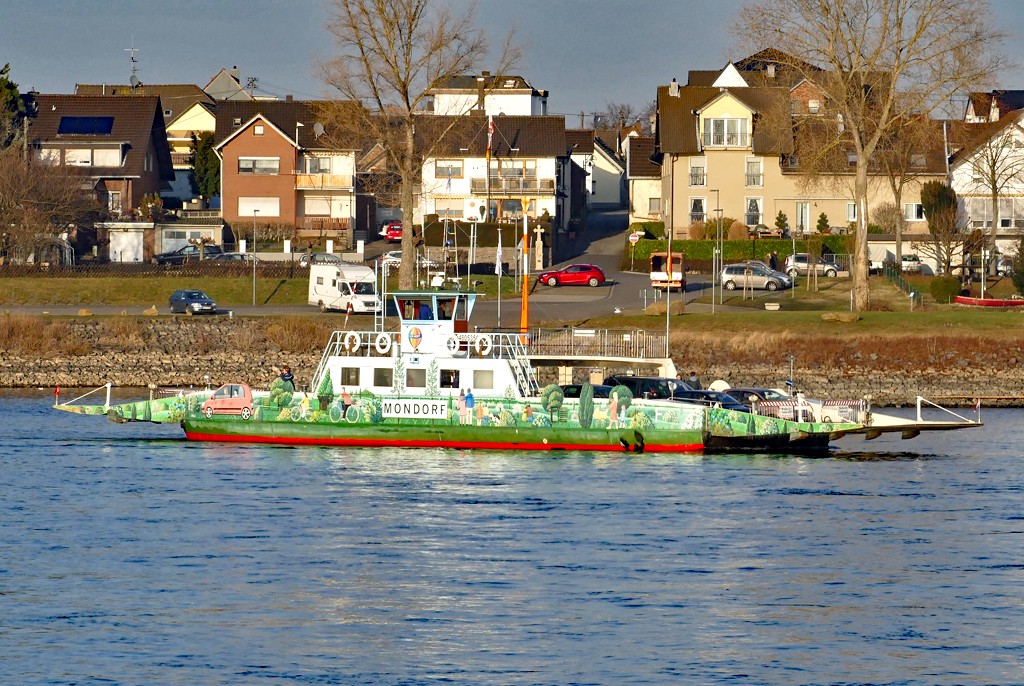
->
[893,184,904,270]
[398,125,416,290]
[852,160,870,310]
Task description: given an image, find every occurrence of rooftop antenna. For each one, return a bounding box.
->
[126,37,141,87]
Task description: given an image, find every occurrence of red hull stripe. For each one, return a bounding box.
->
[184,431,703,453]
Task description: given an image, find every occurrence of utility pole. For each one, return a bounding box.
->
[252,210,258,306]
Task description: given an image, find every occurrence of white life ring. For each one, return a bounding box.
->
[374,332,392,355]
[343,332,361,353]
[446,335,461,354]
[475,334,493,357]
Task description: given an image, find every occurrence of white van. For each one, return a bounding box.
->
[308,263,382,313]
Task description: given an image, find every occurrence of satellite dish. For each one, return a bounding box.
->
[130,75,140,88]
[313,122,325,138]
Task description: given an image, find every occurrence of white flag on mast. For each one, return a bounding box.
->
[494,235,503,275]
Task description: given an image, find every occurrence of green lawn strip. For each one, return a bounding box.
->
[2,277,310,306]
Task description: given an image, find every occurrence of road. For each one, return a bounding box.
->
[7,211,735,322]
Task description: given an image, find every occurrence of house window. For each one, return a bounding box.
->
[406,368,427,388]
[238,157,280,175]
[65,149,92,166]
[702,117,749,146]
[796,202,810,232]
[232,117,242,127]
[340,368,360,386]
[745,158,763,187]
[848,152,858,168]
[238,197,281,217]
[35,148,60,166]
[435,159,463,178]
[373,368,393,387]
[791,100,800,115]
[847,203,857,222]
[649,198,661,214]
[474,369,494,390]
[435,198,463,218]
[107,191,122,214]
[305,157,330,174]
[911,154,927,168]
[164,109,172,117]
[316,276,324,285]
[689,157,706,185]
[254,124,265,136]
[440,370,460,388]
[143,153,153,172]
[904,203,925,221]
[809,100,821,114]
[690,197,706,223]
[305,197,331,216]
[93,148,121,167]
[745,197,762,226]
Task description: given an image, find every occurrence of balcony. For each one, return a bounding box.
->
[745,173,763,187]
[701,132,750,148]
[469,177,556,194]
[295,174,354,190]
[689,172,705,186]
[170,152,191,168]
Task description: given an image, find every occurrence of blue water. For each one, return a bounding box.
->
[2,389,1024,685]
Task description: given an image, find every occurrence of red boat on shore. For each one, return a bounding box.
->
[953,295,1024,307]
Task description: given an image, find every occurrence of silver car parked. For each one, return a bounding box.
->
[721,264,788,291]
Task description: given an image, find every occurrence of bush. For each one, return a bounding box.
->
[929,276,962,303]
[728,221,749,240]
[816,212,829,233]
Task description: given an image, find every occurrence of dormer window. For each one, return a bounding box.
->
[254,124,264,136]
[233,117,242,127]
[702,117,749,147]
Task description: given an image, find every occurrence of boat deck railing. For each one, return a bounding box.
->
[477,327,669,360]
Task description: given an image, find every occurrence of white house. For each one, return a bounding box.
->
[420,115,568,233]
[430,73,549,117]
[565,129,625,210]
[625,135,661,224]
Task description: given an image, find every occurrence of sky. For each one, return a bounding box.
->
[5,0,1024,120]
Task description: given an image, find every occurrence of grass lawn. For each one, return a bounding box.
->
[1,277,311,307]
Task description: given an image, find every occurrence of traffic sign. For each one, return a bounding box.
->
[629,232,641,244]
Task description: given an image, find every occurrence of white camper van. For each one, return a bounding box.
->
[308,263,382,313]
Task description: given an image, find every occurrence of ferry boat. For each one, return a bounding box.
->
[55,289,980,453]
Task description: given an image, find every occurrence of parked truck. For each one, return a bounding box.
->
[650,252,686,291]
[308,263,382,313]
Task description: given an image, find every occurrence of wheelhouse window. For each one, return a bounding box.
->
[373,368,393,387]
[406,368,427,388]
[339,368,360,386]
[435,159,463,178]
[474,369,494,390]
[440,370,460,388]
[238,157,280,175]
[702,118,749,147]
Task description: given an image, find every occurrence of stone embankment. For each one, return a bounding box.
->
[2,316,1023,405]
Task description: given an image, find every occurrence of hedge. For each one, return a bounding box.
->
[422,217,550,248]
[621,235,852,273]
[629,221,665,238]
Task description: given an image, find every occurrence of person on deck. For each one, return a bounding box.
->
[418,302,433,320]
[688,372,702,390]
[464,389,475,425]
[279,366,294,389]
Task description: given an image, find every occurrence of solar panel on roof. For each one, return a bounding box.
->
[57,116,114,135]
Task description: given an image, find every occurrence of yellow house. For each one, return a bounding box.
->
[654,59,945,239]
[164,101,218,201]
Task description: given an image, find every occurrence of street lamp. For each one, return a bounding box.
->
[252,209,258,307]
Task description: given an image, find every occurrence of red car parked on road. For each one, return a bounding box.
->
[201,383,254,420]
[380,221,403,242]
[537,264,606,287]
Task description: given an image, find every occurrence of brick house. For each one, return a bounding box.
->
[214,100,360,249]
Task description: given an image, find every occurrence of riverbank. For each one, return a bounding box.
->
[3,313,1023,405]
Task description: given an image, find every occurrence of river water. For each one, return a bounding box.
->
[2,388,1023,685]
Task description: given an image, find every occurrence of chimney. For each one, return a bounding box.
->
[286,94,293,102]
[668,78,680,97]
[230,66,240,81]
[476,75,485,112]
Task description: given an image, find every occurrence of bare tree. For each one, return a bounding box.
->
[733,0,1008,310]
[639,99,657,135]
[0,146,101,260]
[318,0,519,289]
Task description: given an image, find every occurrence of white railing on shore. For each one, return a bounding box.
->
[479,327,668,360]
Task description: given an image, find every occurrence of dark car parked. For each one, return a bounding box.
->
[724,387,792,407]
[560,384,614,399]
[212,252,258,264]
[672,389,749,412]
[168,289,217,315]
[154,244,223,265]
[603,375,689,400]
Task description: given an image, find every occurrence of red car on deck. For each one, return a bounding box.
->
[201,383,254,420]
[537,263,606,287]
[380,221,403,243]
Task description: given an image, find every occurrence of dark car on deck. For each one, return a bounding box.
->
[168,289,217,315]
[537,264,606,288]
[154,244,223,265]
[603,375,689,400]
[672,389,749,412]
[560,384,614,399]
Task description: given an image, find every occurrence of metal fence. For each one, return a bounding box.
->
[0,261,310,280]
[882,263,924,307]
[478,327,669,359]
